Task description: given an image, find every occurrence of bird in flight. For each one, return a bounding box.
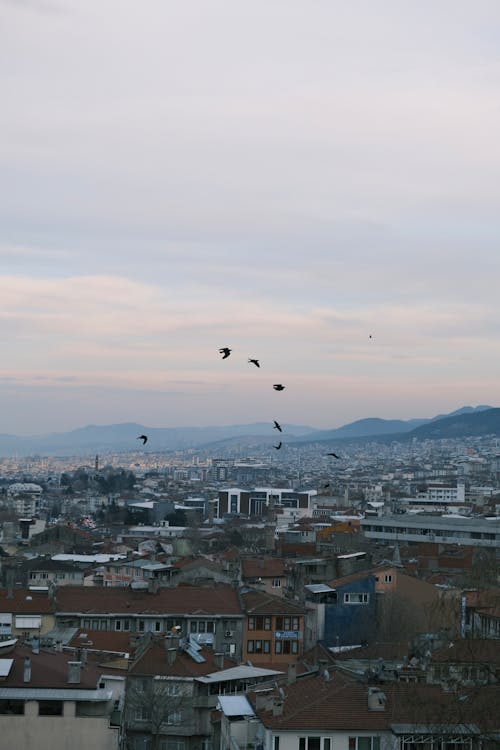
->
[219,348,232,359]
[248,358,260,367]
[274,442,282,450]
[273,384,285,391]
[273,420,282,432]
[326,452,340,459]
[137,435,148,445]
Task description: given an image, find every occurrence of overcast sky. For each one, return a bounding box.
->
[1,0,500,435]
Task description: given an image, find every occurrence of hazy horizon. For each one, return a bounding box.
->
[2,1,500,434]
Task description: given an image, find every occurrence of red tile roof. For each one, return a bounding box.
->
[1,643,126,689]
[130,638,235,677]
[251,672,500,732]
[242,558,286,579]
[56,584,242,616]
[0,589,54,614]
[242,591,305,616]
[67,628,133,654]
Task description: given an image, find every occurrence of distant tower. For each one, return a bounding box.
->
[95,454,99,472]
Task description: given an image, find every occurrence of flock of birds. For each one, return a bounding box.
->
[134,344,368,458]
[219,347,287,449]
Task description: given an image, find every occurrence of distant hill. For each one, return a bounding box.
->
[0,405,496,457]
[407,407,500,440]
[304,405,492,441]
[0,422,318,458]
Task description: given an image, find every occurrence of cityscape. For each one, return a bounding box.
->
[3,0,500,749]
[0,406,499,749]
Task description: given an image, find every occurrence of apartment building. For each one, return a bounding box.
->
[218,488,317,518]
[0,641,125,750]
[361,515,500,549]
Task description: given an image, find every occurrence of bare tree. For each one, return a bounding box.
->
[122,675,191,750]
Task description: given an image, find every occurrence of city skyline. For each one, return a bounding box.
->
[2,1,500,434]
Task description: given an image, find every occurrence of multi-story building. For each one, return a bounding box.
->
[361,514,500,549]
[218,488,317,518]
[123,633,283,750]
[241,591,305,665]
[54,585,244,661]
[0,640,125,750]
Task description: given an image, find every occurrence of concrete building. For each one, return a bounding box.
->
[0,641,125,750]
[218,488,317,518]
[361,514,500,549]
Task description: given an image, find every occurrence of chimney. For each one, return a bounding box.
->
[167,648,177,666]
[214,652,225,670]
[287,662,297,684]
[367,687,387,711]
[67,661,82,684]
[272,698,284,716]
[23,657,31,683]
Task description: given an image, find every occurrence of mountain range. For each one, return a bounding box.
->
[0,405,497,457]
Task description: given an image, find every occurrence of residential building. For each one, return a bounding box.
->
[54,585,244,660]
[0,641,125,750]
[241,591,306,665]
[304,572,376,649]
[361,514,500,549]
[0,589,55,638]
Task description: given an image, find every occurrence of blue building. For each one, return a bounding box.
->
[305,571,376,648]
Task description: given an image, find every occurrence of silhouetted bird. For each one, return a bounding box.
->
[219,347,232,359]
[273,384,285,391]
[273,420,282,432]
[274,442,282,450]
[326,452,340,459]
[137,435,148,445]
[248,358,260,367]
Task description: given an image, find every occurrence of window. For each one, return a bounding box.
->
[323,741,331,750]
[135,705,150,721]
[274,738,280,750]
[115,620,122,631]
[344,593,369,604]
[264,616,271,630]
[276,640,299,655]
[384,574,392,583]
[248,617,255,631]
[299,738,321,750]
[39,701,63,716]
[166,682,181,696]
[249,639,271,654]
[161,741,185,750]
[166,710,181,725]
[348,738,380,750]
[292,617,299,630]
[272,579,281,588]
[138,620,145,632]
[0,700,24,715]
[154,621,162,632]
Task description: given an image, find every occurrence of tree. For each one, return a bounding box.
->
[122,674,191,750]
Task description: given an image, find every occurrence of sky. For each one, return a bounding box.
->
[1,0,500,435]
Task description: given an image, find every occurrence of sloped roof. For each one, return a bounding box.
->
[0,643,125,689]
[242,558,287,579]
[0,589,54,614]
[251,673,500,733]
[56,584,242,616]
[130,640,234,677]
[242,591,305,616]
